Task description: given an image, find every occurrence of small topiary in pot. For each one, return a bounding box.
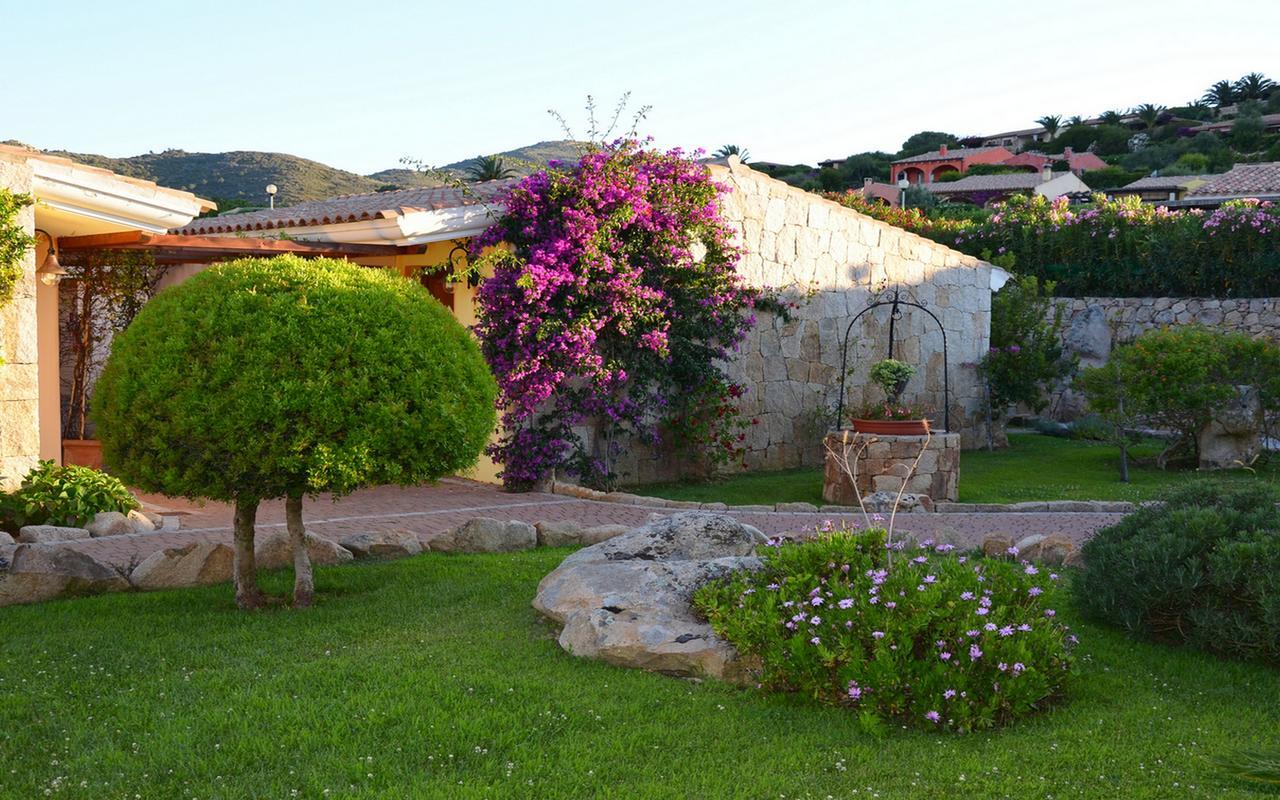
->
[694,525,1076,732]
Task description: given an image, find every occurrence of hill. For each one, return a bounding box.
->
[2,139,585,208]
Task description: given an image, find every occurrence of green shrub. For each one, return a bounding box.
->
[694,526,1076,732]
[1074,480,1280,664]
[0,460,138,531]
[1080,325,1280,466]
[980,275,1069,422]
[93,255,497,607]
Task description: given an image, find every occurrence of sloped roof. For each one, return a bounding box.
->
[891,146,1006,165]
[927,172,1066,192]
[1186,162,1280,197]
[179,179,517,234]
[1119,174,1210,191]
[0,143,215,211]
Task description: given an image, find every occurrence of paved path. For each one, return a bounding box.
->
[25,479,1124,572]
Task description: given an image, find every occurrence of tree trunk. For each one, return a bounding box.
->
[286,494,314,608]
[233,495,266,609]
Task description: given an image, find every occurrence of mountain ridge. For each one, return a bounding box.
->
[0,139,584,209]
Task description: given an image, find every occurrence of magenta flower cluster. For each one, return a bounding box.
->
[472,141,757,488]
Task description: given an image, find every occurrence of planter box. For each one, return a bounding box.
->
[850,419,931,436]
[62,439,103,470]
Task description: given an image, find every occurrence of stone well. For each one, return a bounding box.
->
[822,430,960,504]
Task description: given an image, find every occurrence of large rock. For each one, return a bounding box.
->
[430,518,537,553]
[339,530,423,559]
[131,542,234,590]
[254,530,354,569]
[0,544,130,606]
[534,520,630,548]
[860,491,932,514]
[1055,304,1112,421]
[1199,385,1264,470]
[17,525,91,544]
[533,513,766,681]
[86,510,155,538]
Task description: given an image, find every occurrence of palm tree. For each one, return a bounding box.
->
[1065,115,1085,128]
[1036,115,1063,140]
[463,155,516,182]
[713,144,751,163]
[1098,110,1124,126]
[1133,104,1166,130]
[1234,72,1276,101]
[1202,79,1237,108]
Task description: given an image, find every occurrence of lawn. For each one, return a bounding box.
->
[1,551,1277,798]
[637,433,1280,506]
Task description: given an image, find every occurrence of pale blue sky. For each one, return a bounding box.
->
[5,0,1278,174]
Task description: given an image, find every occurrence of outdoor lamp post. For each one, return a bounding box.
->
[897,177,909,210]
[266,184,278,209]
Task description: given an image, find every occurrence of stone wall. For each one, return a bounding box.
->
[1049,296,1280,420]
[0,156,38,488]
[822,431,961,505]
[615,160,998,484]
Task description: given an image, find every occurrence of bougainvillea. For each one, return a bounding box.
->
[472,141,758,489]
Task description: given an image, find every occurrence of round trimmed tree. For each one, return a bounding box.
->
[93,255,497,608]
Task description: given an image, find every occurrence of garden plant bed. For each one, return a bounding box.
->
[0,550,1276,797]
[635,433,1280,507]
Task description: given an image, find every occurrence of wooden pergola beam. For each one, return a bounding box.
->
[55,231,405,260]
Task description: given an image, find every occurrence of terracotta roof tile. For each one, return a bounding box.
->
[179,179,517,234]
[1186,162,1280,197]
[927,172,1065,192]
[892,146,1007,165]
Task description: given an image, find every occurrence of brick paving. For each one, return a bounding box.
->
[19,478,1124,573]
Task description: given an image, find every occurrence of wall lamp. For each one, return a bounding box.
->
[34,230,68,285]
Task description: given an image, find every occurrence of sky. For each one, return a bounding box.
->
[4,0,1279,175]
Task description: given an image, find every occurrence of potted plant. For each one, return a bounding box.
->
[851,359,931,435]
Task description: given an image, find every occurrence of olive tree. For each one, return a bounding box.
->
[93,255,497,608]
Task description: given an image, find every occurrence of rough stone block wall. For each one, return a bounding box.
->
[0,156,39,488]
[822,431,961,504]
[616,161,996,484]
[1056,296,1280,344]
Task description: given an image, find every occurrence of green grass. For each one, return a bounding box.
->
[2,552,1278,798]
[637,433,1280,506]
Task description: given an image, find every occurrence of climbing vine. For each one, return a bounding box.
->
[472,140,759,490]
[0,188,35,310]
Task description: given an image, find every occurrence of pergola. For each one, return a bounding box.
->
[55,231,407,263]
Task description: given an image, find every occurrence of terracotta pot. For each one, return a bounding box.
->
[850,419,931,436]
[62,439,104,470]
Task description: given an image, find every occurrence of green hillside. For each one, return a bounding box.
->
[3,139,585,209]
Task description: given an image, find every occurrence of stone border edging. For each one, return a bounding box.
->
[549,481,1135,515]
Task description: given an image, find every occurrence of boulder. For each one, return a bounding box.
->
[254,530,354,569]
[1055,304,1112,421]
[0,544,130,606]
[131,542,234,590]
[533,513,766,681]
[430,518,537,553]
[861,491,932,514]
[982,534,1015,558]
[86,510,154,538]
[1198,385,1264,470]
[339,530,423,559]
[580,524,629,546]
[17,525,91,544]
[535,520,586,548]
[0,531,13,546]
[1038,535,1076,566]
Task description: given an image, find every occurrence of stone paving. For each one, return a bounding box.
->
[14,478,1124,573]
